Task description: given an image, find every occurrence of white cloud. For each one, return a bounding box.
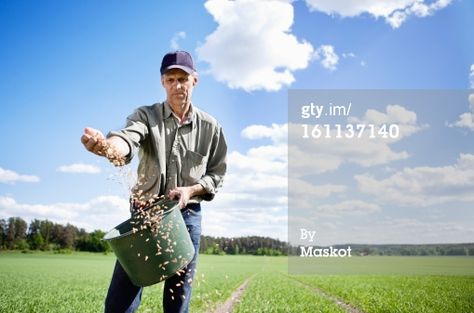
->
[290,179,346,199]
[451,94,474,131]
[203,122,289,240]
[348,104,423,139]
[0,195,130,232]
[349,217,474,244]
[0,167,39,184]
[227,150,286,177]
[304,0,453,28]
[205,118,409,240]
[470,64,474,89]
[289,179,347,211]
[342,52,356,58]
[170,31,186,50]
[317,200,381,216]
[290,105,422,176]
[197,0,314,91]
[203,205,288,240]
[355,153,474,207]
[241,123,287,143]
[57,163,101,174]
[314,45,339,71]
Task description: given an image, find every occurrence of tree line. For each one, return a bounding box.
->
[289,243,474,256]
[2,217,472,256]
[0,217,110,252]
[0,217,289,255]
[200,235,288,256]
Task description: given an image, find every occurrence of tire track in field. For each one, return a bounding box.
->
[286,275,366,313]
[212,274,255,313]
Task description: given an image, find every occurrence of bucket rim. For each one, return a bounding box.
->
[104,199,179,241]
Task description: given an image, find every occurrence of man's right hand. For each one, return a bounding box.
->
[81,127,130,166]
[81,127,108,156]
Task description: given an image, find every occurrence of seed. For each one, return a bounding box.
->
[145,256,148,261]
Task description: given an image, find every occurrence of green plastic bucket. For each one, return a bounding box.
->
[103,199,195,287]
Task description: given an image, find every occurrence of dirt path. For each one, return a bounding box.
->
[212,275,254,313]
[286,276,366,313]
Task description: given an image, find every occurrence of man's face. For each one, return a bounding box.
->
[161,68,198,109]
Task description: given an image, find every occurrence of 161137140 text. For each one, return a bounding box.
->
[301,123,400,139]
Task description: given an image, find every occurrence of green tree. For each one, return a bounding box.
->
[39,220,54,249]
[0,219,6,249]
[27,219,43,250]
[6,217,28,249]
[76,230,110,252]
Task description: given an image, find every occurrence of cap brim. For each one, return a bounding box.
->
[162,65,194,74]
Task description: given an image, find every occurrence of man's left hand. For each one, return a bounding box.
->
[168,184,206,209]
[168,187,192,209]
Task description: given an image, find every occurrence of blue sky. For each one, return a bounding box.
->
[0,0,473,242]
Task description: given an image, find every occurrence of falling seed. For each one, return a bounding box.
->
[138,253,141,257]
[169,288,174,293]
[145,256,149,261]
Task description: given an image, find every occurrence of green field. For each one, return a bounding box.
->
[1,252,473,313]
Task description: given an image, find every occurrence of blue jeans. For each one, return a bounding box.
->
[104,204,202,313]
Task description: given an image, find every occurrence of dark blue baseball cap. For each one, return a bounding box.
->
[160,50,196,75]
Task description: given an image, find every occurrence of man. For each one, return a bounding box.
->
[81,50,227,313]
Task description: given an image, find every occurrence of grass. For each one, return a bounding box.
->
[0,252,112,313]
[289,255,474,275]
[1,252,473,313]
[294,275,474,313]
[137,254,259,312]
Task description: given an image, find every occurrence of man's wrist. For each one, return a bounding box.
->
[188,184,206,198]
[107,136,130,157]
